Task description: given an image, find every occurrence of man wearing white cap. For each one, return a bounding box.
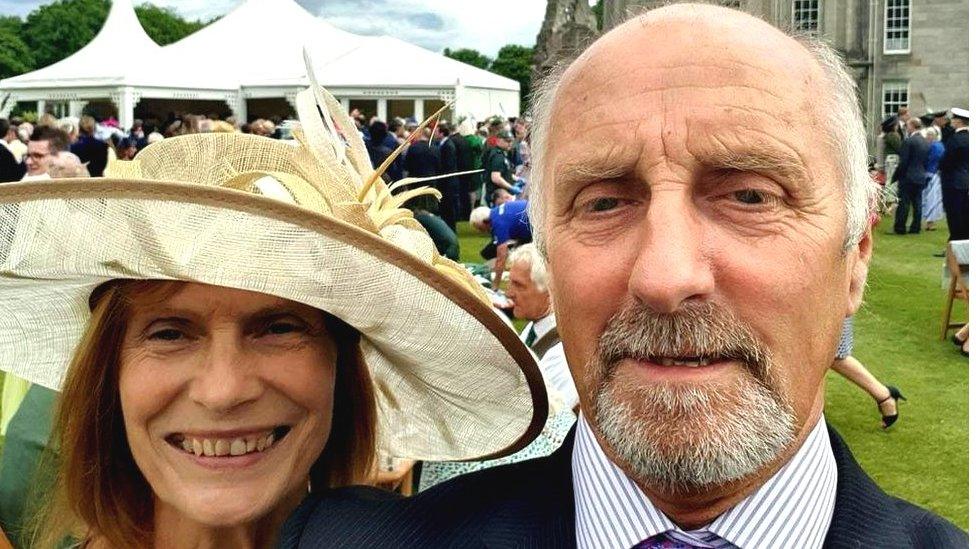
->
[940,108,969,240]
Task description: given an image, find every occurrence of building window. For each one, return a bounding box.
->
[882,82,909,117]
[884,0,911,53]
[793,0,819,33]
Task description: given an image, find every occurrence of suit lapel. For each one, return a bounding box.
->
[823,425,914,548]
[480,426,578,548]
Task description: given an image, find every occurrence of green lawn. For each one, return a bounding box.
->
[0,220,966,530]
[460,220,968,529]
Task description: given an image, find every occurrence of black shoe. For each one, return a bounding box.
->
[934,251,947,257]
[952,334,965,346]
[877,385,905,429]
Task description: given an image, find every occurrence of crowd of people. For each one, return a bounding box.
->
[0,3,968,547]
[877,106,969,241]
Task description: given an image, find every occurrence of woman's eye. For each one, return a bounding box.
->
[264,322,305,336]
[732,189,768,205]
[587,197,621,212]
[148,328,183,341]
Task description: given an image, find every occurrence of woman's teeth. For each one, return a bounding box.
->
[179,432,277,457]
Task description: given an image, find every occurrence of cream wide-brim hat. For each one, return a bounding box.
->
[0,83,547,462]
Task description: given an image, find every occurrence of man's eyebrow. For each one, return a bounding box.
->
[553,155,634,189]
[704,149,808,187]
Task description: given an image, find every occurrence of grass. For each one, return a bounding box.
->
[460,220,968,529]
[0,221,965,530]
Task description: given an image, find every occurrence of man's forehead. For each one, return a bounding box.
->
[558,8,819,111]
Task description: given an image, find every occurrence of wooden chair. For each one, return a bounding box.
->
[940,241,969,340]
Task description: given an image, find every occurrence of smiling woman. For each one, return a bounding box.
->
[0,65,545,548]
[39,280,376,546]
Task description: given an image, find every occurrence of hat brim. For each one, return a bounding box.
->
[0,179,547,461]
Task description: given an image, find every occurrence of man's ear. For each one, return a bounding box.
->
[847,228,873,316]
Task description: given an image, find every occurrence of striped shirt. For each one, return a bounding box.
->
[572,414,837,549]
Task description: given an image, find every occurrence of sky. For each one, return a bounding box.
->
[0,0,557,56]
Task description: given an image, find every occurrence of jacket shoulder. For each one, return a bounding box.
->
[280,452,571,548]
[890,497,969,548]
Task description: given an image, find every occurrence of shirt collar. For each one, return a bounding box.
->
[531,313,557,339]
[572,414,836,549]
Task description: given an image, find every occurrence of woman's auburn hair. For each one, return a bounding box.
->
[34,280,377,547]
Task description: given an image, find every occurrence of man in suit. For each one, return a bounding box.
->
[892,117,931,234]
[940,108,969,241]
[403,127,440,212]
[282,5,966,547]
[436,122,461,232]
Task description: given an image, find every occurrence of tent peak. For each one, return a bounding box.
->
[102,0,159,49]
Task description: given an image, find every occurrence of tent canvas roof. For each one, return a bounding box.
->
[1,0,161,88]
[2,0,518,93]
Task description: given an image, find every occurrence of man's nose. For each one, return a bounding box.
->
[187,333,263,413]
[628,194,715,314]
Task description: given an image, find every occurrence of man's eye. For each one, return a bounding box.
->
[148,328,183,341]
[588,197,621,212]
[732,189,768,205]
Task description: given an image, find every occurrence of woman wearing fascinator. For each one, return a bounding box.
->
[0,59,546,547]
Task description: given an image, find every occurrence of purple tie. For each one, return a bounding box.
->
[633,532,709,549]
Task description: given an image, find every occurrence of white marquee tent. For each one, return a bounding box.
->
[0,0,521,128]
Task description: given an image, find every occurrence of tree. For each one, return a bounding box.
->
[592,0,605,31]
[135,4,207,46]
[490,45,535,110]
[0,15,22,36]
[443,47,491,70]
[21,0,109,70]
[0,27,34,80]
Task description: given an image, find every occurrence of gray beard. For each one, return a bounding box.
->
[594,373,795,494]
[588,300,797,495]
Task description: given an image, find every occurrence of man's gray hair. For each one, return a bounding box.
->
[508,243,548,291]
[528,6,878,257]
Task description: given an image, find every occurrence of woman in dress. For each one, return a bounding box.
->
[921,126,946,230]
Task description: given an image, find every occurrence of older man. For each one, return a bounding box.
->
[508,243,577,409]
[281,5,965,547]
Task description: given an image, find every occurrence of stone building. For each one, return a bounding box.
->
[604,0,969,153]
[534,0,600,80]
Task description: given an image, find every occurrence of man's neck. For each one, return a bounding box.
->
[595,399,824,530]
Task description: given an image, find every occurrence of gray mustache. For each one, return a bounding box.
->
[597,300,772,379]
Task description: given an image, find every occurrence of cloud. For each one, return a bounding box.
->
[1,0,549,56]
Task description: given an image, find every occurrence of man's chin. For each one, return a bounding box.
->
[593,376,796,495]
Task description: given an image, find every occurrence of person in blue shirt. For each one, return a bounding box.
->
[470,199,532,290]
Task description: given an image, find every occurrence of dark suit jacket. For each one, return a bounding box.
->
[939,129,969,191]
[438,136,460,193]
[0,144,24,183]
[280,425,965,549]
[405,141,440,178]
[69,135,109,177]
[892,133,931,188]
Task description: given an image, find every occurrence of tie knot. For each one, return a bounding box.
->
[633,531,720,549]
